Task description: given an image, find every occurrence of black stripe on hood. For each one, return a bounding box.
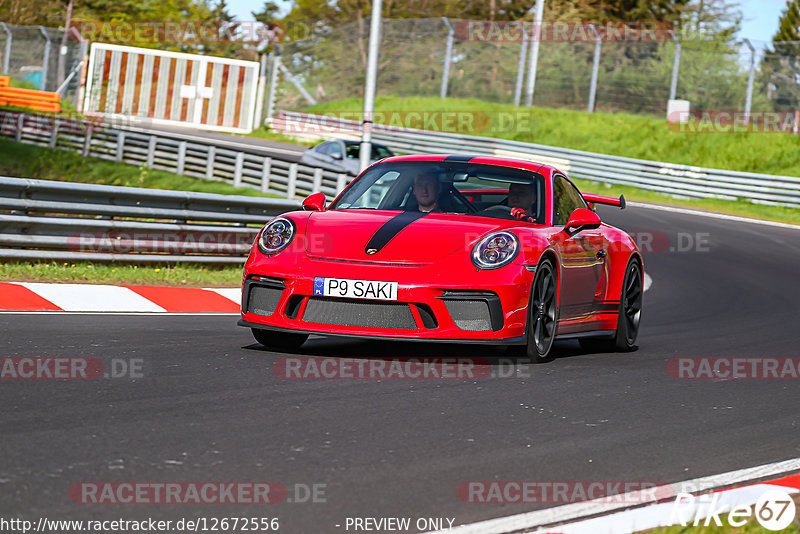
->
[364,211,429,255]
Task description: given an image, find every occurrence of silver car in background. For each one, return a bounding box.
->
[300,140,395,175]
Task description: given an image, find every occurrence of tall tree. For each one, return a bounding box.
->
[0,0,65,26]
[56,0,75,87]
[773,0,800,41]
[762,0,800,111]
[281,0,532,31]
[678,0,742,39]
[252,1,287,47]
[542,0,691,25]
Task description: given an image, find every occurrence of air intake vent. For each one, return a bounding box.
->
[443,299,493,331]
[247,286,283,316]
[302,298,416,329]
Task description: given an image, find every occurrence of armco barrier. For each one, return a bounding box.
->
[0,176,300,263]
[271,110,800,208]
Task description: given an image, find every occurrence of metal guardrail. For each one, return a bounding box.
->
[0,176,300,263]
[273,110,800,208]
[0,109,352,201]
[2,104,798,265]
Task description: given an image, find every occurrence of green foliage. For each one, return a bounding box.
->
[0,261,243,286]
[281,0,532,29]
[678,0,742,39]
[0,0,64,26]
[773,0,800,42]
[551,0,690,24]
[252,1,281,24]
[307,95,800,177]
[761,1,800,111]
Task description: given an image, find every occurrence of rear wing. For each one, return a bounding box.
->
[582,193,626,210]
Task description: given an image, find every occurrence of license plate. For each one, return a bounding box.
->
[313,277,399,301]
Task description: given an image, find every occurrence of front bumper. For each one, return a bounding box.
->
[239,253,534,343]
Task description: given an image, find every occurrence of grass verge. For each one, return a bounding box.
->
[244,126,317,147]
[0,262,243,287]
[306,96,800,177]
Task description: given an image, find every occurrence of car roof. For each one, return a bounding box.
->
[374,154,559,176]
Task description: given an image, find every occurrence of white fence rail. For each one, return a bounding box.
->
[0,110,351,201]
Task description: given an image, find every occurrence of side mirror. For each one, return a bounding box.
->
[302,192,326,212]
[331,152,343,160]
[565,208,601,233]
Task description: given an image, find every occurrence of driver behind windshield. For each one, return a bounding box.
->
[412,172,442,213]
[507,182,538,222]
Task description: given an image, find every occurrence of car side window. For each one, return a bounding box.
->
[328,142,343,159]
[345,144,360,158]
[316,142,333,155]
[372,145,392,159]
[552,175,587,225]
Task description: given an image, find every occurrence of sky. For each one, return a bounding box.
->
[226,0,289,22]
[738,0,785,44]
[225,0,788,45]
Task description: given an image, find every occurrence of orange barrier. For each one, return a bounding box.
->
[0,84,61,113]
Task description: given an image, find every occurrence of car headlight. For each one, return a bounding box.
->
[471,231,519,270]
[258,217,296,255]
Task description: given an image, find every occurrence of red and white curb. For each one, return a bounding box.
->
[0,282,241,314]
[0,275,652,314]
[430,458,800,534]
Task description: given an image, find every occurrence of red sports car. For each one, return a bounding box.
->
[238,155,643,362]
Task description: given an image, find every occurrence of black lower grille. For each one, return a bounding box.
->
[247,286,283,316]
[443,299,493,331]
[302,298,416,329]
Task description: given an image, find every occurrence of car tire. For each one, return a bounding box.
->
[525,258,558,363]
[579,257,642,353]
[251,328,309,350]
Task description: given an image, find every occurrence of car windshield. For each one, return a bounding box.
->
[329,161,546,223]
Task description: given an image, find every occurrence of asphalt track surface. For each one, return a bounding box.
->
[1,205,799,533]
